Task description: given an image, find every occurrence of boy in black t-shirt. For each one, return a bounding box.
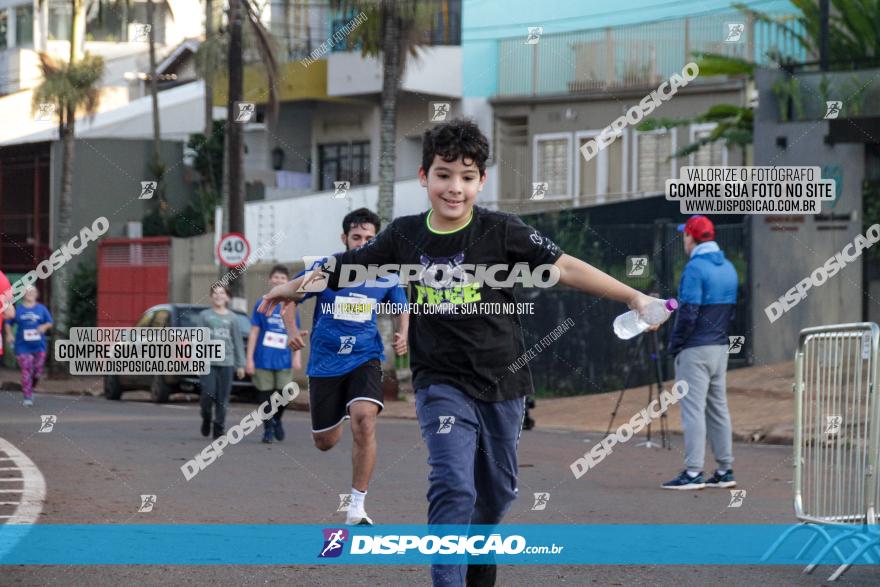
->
[260,119,664,587]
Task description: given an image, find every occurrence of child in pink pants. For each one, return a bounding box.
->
[5,287,52,407]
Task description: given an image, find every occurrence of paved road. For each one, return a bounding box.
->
[0,390,877,585]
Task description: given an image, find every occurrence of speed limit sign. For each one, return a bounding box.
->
[217,232,251,268]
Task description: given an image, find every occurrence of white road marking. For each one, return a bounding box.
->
[0,437,45,563]
[0,438,45,525]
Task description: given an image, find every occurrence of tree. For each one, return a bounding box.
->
[329,0,439,225]
[145,0,170,229]
[32,44,105,337]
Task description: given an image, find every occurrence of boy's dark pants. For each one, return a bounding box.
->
[416,384,525,587]
[200,365,233,429]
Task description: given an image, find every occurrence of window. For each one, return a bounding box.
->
[575,130,628,205]
[177,307,202,328]
[427,0,461,45]
[15,5,33,46]
[689,123,728,167]
[48,0,72,41]
[329,9,363,53]
[318,142,370,191]
[533,133,572,197]
[633,130,676,194]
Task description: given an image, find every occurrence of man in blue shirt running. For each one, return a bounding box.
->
[283,208,409,525]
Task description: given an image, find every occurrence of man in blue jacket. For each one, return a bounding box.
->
[663,215,739,491]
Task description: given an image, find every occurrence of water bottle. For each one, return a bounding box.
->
[613,298,678,340]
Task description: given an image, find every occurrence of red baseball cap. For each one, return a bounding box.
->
[677,215,715,242]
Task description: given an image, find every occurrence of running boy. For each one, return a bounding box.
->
[246,264,302,443]
[5,286,52,407]
[281,208,409,525]
[260,119,665,586]
[199,284,246,439]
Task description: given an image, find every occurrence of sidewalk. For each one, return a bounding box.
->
[530,360,795,445]
[0,361,796,444]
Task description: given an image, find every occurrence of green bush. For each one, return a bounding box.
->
[68,262,97,328]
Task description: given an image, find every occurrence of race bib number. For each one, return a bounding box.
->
[23,328,41,342]
[262,331,288,349]
[332,295,376,323]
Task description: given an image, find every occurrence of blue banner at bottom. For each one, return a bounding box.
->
[1,524,878,565]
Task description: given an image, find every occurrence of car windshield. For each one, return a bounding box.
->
[177,307,205,328]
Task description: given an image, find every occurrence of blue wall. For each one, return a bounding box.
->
[463,0,797,97]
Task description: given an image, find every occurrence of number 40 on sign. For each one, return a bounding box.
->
[217,232,251,268]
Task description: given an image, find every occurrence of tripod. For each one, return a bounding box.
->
[604,328,671,449]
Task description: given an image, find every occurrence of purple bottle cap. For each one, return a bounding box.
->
[665,299,679,311]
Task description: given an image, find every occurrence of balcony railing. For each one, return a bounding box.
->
[498,11,808,97]
[774,66,880,122]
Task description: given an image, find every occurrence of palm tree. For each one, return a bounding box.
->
[329,0,440,226]
[32,46,105,336]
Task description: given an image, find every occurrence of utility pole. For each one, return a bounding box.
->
[226,0,246,309]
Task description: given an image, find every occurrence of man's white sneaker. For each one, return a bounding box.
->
[22,399,33,407]
[345,510,373,526]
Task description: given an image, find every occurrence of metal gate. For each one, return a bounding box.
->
[763,322,880,581]
[97,237,170,327]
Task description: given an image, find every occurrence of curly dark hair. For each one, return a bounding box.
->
[421,118,489,177]
[342,207,381,235]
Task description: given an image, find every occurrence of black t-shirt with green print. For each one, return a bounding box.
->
[324,206,564,402]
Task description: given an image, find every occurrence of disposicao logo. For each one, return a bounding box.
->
[319,528,348,558]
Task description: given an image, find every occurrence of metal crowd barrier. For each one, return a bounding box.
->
[763,322,880,580]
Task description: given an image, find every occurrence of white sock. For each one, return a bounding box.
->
[686,470,701,478]
[716,469,728,476]
[350,487,367,512]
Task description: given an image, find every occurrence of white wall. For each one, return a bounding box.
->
[0,80,212,145]
[217,164,501,265]
[216,177,432,264]
[328,46,462,98]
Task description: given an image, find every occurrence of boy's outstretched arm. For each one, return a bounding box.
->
[554,254,660,320]
[258,271,319,314]
[261,222,399,316]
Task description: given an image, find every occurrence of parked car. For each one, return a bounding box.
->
[103,304,255,402]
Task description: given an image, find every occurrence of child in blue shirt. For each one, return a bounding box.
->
[4,287,52,407]
[246,264,302,443]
